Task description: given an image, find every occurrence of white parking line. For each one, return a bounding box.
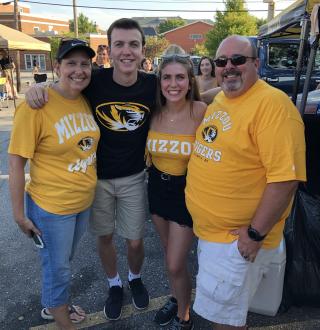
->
[0,174,30,180]
[29,293,179,330]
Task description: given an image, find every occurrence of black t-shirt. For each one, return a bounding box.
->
[84,67,157,179]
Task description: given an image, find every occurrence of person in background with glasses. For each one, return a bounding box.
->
[92,44,111,69]
[196,56,217,93]
[147,44,206,330]
[8,39,99,330]
[185,35,306,330]
[24,18,155,323]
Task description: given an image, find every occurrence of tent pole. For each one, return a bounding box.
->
[50,52,54,81]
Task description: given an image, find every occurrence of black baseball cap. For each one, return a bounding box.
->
[56,38,95,60]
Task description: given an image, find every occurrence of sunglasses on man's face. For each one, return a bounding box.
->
[214,55,256,68]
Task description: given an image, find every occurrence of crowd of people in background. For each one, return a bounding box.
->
[8,17,307,330]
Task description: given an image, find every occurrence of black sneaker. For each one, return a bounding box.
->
[169,316,194,330]
[154,297,178,326]
[128,278,149,310]
[103,285,123,320]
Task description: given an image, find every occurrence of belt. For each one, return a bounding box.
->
[150,166,185,182]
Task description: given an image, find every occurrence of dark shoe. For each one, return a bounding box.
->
[103,285,123,320]
[169,316,194,330]
[154,297,178,326]
[128,278,149,310]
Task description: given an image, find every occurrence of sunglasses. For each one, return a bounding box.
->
[161,54,190,60]
[214,55,256,67]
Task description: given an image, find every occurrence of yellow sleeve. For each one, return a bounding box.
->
[8,102,42,159]
[256,98,306,183]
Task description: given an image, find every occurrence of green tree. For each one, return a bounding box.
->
[158,18,186,34]
[191,43,209,57]
[205,0,258,56]
[69,13,97,34]
[145,36,169,59]
[256,17,267,30]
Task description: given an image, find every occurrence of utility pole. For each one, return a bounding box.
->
[73,0,78,37]
[13,0,21,92]
[263,0,275,21]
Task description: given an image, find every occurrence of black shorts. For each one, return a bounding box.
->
[147,166,193,228]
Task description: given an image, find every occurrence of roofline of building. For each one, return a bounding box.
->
[160,20,214,36]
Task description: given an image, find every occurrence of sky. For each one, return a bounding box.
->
[18,0,296,30]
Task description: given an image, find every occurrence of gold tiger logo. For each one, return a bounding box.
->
[96,102,149,131]
[78,136,94,151]
[202,126,218,143]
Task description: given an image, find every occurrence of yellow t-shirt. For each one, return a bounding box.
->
[185,80,306,248]
[147,130,195,175]
[8,88,100,215]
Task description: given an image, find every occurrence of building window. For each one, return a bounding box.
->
[48,25,53,31]
[25,54,46,70]
[33,26,40,33]
[189,34,202,40]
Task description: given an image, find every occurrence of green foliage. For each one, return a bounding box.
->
[256,17,268,29]
[145,36,169,59]
[69,12,97,34]
[158,18,186,34]
[191,43,209,56]
[205,0,258,56]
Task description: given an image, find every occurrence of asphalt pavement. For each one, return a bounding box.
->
[1,95,320,330]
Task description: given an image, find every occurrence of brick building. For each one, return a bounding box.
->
[161,21,213,53]
[0,2,69,71]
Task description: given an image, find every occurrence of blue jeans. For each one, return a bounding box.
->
[26,194,89,308]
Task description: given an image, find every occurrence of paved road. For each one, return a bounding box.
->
[1,100,320,330]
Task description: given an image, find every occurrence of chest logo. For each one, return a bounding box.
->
[96,102,149,132]
[78,136,94,151]
[202,125,218,143]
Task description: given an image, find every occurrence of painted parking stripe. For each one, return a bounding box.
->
[0,174,30,180]
[29,292,186,330]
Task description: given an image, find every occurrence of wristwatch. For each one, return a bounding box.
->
[247,225,267,242]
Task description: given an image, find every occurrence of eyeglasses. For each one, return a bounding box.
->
[98,44,107,49]
[214,55,256,68]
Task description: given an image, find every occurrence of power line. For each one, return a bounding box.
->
[91,0,293,3]
[20,0,286,12]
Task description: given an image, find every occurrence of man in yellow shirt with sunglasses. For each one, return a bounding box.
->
[186,35,306,330]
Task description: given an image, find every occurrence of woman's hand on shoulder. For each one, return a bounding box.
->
[201,87,221,105]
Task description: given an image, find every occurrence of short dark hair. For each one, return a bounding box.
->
[107,18,145,47]
[197,56,215,77]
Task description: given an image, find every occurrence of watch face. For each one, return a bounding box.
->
[248,226,266,241]
[248,228,258,240]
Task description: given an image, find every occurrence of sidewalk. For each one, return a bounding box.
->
[0,95,24,132]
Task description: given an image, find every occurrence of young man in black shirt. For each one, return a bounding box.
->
[25,19,157,322]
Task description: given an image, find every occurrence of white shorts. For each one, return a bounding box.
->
[194,239,277,327]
